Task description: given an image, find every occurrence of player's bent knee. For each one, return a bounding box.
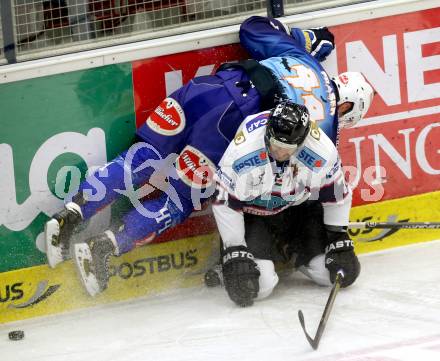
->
[255,259,279,299]
[299,254,332,287]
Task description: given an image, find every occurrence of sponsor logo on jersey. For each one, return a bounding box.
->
[245,114,269,133]
[297,146,327,172]
[176,146,215,188]
[146,97,186,136]
[232,149,268,174]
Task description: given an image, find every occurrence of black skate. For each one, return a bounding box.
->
[44,203,83,268]
[73,231,117,297]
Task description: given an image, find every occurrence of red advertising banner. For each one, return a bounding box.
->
[331,8,440,118]
[133,44,248,128]
[332,8,440,205]
[132,8,440,207]
[340,112,440,206]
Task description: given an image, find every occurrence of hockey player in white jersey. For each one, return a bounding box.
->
[212,100,360,307]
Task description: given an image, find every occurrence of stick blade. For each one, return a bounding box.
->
[298,310,318,350]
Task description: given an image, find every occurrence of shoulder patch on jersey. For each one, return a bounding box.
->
[297,146,327,172]
[309,121,321,140]
[245,113,269,133]
[234,130,246,145]
[176,146,215,189]
[146,97,186,136]
[232,148,268,174]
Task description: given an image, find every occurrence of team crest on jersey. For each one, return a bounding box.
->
[176,146,215,188]
[245,113,268,133]
[146,98,186,136]
[232,148,268,174]
[297,146,327,172]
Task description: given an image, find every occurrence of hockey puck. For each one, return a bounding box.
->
[8,330,24,341]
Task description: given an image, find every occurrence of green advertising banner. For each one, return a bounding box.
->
[0,64,136,272]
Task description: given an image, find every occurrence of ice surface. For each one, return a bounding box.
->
[3,240,440,361]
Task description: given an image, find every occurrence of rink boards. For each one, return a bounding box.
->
[1,190,439,324]
[0,234,216,324]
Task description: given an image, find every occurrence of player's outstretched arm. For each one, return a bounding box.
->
[239,16,335,62]
[239,15,294,60]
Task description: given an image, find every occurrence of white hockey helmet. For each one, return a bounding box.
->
[333,72,374,128]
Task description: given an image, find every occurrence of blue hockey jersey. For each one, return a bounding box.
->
[240,16,339,145]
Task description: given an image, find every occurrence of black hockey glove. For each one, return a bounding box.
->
[325,228,360,288]
[291,27,335,62]
[222,246,260,307]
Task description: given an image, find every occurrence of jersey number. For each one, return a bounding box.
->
[284,65,325,121]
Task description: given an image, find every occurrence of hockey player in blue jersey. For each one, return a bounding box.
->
[239,16,373,144]
[44,15,373,296]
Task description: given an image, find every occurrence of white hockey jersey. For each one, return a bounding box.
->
[213,110,352,248]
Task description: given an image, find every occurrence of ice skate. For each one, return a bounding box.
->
[74,231,118,297]
[44,202,83,268]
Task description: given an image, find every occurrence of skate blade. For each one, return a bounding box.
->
[44,219,63,268]
[73,243,101,297]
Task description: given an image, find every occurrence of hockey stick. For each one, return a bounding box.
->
[298,271,343,350]
[348,221,440,229]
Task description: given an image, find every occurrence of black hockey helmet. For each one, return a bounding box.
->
[265,100,310,150]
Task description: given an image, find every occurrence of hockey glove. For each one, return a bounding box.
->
[325,229,360,288]
[222,246,260,307]
[291,27,335,62]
